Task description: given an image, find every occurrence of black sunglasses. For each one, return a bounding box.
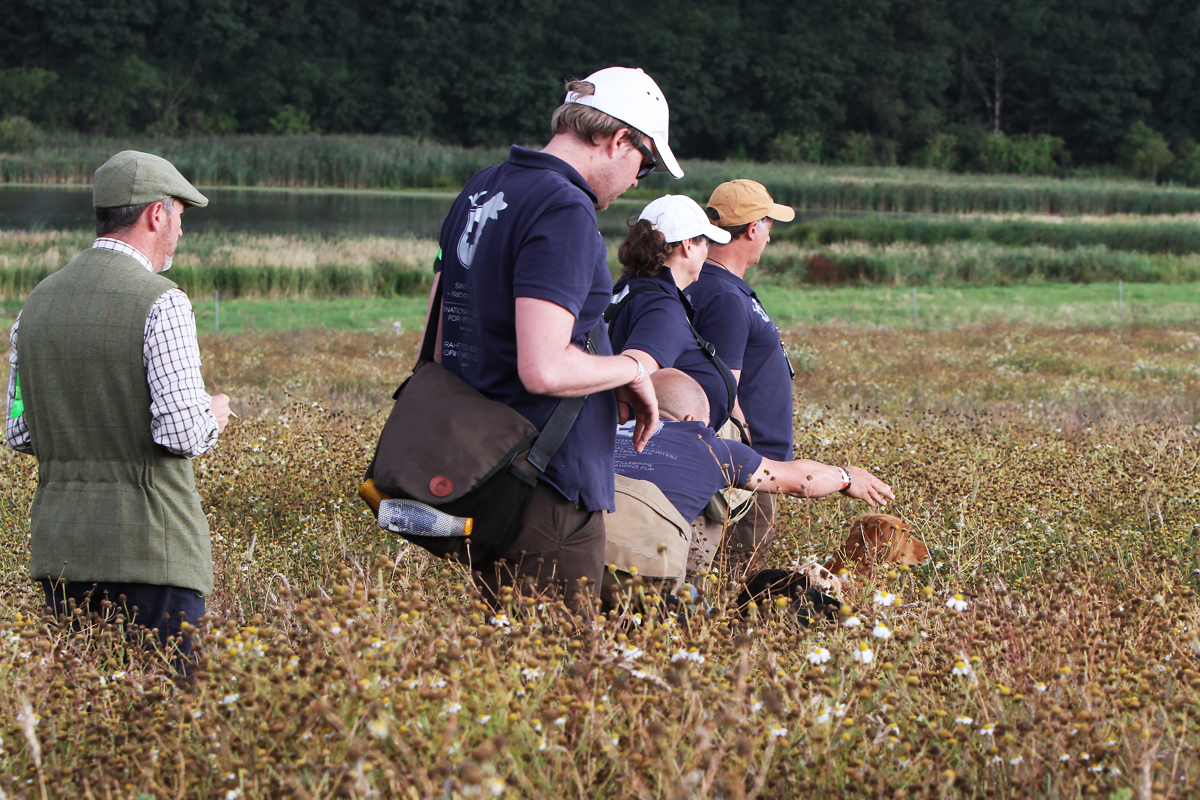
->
[635,143,659,179]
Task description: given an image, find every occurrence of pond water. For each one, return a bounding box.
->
[0,185,658,238]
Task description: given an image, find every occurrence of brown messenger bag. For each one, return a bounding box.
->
[362,273,599,562]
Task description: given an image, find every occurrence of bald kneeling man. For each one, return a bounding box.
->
[613,370,893,574]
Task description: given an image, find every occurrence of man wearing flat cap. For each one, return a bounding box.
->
[5,150,230,656]
[685,179,798,579]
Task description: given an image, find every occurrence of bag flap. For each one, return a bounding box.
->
[373,362,538,504]
[604,474,691,580]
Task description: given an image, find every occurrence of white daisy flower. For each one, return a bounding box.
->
[946,593,969,612]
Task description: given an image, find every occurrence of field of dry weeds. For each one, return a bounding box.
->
[0,323,1198,799]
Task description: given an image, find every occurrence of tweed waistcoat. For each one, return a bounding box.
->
[18,248,213,595]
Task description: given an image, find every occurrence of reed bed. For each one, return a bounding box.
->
[637,161,1200,216]
[0,325,1197,798]
[785,214,1200,255]
[0,134,509,190]
[756,240,1200,286]
[7,231,1200,308]
[8,134,1200,215]
[0,230,436,299]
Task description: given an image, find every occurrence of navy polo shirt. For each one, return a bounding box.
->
[608,268,732,429]
[613,419,762,521]
[686,262,794,461]
[435,146,617,512]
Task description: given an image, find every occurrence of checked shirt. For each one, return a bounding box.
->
[5,238,218,458]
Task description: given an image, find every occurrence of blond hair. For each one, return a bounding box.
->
[551,80,647,148]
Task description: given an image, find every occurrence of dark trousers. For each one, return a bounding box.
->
[716,492,778,579]
[41,580,205,658]
[475,481,605,610]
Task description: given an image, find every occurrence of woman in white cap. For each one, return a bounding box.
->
[607,195,737,430]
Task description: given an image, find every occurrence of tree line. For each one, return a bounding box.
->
[2,0,1200,176]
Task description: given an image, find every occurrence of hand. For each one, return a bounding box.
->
[844,466,894,507]
[615,375,658,453]
[211,393,232,435]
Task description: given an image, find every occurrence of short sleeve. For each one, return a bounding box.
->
[614,292,691,369]
[713,436,763,489]
[693,290,750,370]
[512,201,602,318]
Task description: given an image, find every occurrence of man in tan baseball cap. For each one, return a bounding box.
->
[683,179,797,579]
[6,150,229,664]
[705,178,795,229]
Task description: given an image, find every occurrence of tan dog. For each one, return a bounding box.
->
[827,514,929,579]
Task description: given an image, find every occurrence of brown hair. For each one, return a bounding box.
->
[551,80,647,148]
[617,219,672,278]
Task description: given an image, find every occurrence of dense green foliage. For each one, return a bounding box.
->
[6,0,1200,167]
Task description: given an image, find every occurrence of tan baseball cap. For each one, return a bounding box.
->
[705,179,794,226]
[93,150,208,209]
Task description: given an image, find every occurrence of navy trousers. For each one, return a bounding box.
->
[41,580,205,657]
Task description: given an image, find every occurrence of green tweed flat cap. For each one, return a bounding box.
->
[93,150,209,209]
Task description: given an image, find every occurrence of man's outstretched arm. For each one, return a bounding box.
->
[743,457,894,507]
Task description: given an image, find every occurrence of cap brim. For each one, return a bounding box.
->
[178,193,209,209]
[652,137,684,179]
[766,202,795,222]
[704,222,732,244]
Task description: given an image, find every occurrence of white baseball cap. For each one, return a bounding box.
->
[565,66,684,179]
[639,195,732,244]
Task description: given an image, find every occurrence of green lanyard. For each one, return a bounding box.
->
[9,371,22,419]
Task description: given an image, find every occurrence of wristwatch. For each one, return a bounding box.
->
[837,466,852,493]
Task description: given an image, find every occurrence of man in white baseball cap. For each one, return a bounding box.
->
[562,66,684,181]
[425,66,684,608]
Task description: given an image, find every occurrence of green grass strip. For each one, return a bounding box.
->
[6,283,1188,334]
[756,281,1200,329]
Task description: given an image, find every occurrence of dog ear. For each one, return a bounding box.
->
[896,537,931,566]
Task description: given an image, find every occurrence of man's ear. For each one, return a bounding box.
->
[683,414,696,422]
[606,127,633,159]
[748,219,768,242]
[147,200,169,232]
